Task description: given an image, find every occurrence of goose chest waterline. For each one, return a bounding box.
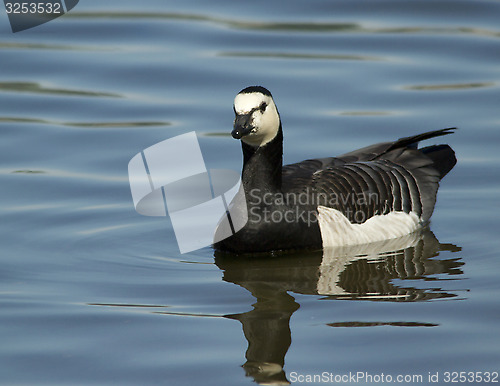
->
[213,86,457,254]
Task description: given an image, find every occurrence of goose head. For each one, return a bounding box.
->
[231,86,280,147]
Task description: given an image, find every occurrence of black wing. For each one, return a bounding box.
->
[281,128,456,223]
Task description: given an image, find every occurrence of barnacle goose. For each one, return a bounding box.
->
[214,86,456,254]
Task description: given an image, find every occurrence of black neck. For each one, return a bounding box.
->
[241,125,283,194]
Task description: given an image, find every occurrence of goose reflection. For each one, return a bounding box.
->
[214,229,464,385]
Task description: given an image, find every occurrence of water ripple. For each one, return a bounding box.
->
[2,168,126,182]
[218,51,382,61]
[67,11,500,38]
[0,82,122,98]
[404,81,496,91]
[0,41,107,51]
[0,116,170,128]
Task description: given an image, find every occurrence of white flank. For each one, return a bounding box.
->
[317,205,422,247]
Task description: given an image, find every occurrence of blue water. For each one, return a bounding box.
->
[1,1,500,385]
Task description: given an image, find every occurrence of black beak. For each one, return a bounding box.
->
[231,113,253,139]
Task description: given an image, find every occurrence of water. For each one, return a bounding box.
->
[1,1,500,385]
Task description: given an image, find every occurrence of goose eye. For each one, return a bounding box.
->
[259,102,267,112]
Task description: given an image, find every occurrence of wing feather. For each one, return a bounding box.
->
[281,128,456,224]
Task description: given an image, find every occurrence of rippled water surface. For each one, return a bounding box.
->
[1,1,500,385]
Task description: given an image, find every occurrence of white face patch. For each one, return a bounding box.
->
[234,93,270,115]
[233,92,280,147]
